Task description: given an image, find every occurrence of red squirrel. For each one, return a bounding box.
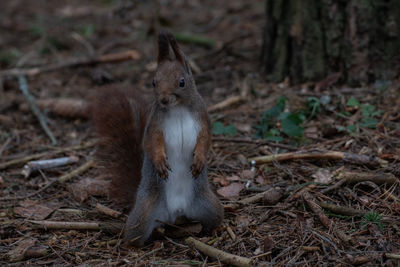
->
[92,31,223,246]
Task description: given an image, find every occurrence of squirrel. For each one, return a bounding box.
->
[92,30,223,246]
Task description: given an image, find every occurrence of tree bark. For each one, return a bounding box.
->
[261,0,400,85]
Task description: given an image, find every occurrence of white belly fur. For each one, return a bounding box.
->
[162,107,200,217]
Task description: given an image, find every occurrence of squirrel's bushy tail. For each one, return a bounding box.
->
[92,88,148,207]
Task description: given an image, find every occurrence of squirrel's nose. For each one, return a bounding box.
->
[160,97,169,105]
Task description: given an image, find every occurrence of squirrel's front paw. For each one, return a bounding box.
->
[154,156,171,179]
[191,152,205,178]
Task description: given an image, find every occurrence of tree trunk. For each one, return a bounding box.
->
[261,0,400,85]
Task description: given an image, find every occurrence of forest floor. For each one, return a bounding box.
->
[1,0,400,266]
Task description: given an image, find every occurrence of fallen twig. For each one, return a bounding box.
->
[303,191,352,244]
[316,201,366,217]
[185,237,253,267]
[95,203,122,218]
[28,220,123,234]
[226,226,236,241]
[22,156,79,178]
[0,160,94,201]
[0,140,96,170]
[224,190,266,210]
[385,253,400,260]
[58,160,94,183]
[338,171,398,185]
[18,76,57,145]
[249,150,388,167]
[208,95,244,113]
[1,50,140,78]
[300,246,320,252]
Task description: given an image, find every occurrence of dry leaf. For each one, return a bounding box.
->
[263,187,283,205]
[256,176,266,184]
[217,182,244,198]
[68,178,109,202]
[241,169,255,180]
[264,236,275,252]
[14,200,55,220]
[6,238,36,262]
[213,176,229,186]
[312,169,333,184]
[236,215,250,228]
[226,175,240,182]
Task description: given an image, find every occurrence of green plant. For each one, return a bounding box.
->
[307,97,321,118]
[254,96,305,141]
[80,24,96,38]
[361,212,384,231]
[346,97,360,108]
[343,98,383,131]
[212,122,237,136]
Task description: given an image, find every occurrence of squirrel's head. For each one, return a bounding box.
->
[153,30,195,109]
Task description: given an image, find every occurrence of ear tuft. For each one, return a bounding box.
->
[166,33,185,66]
[158,30,171,63]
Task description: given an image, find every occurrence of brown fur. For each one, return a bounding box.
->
[91,88,148,207]
[143,121,169,179]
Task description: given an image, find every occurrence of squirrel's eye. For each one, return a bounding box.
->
[152,79,156,87]
[179,78,185,88]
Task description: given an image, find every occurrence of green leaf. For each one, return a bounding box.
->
[346,97,360,107]
[81,24,96,38]
[281,118,304,138]
[361,104,374,117]
[224,125,237,136]
[307,97,320,118]
[212,122,237,136]
[265,128,282,142]
[360,117,379,128]
[346,124,356,133]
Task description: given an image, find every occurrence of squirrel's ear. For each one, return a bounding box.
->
[158,31,171,64]
[167,32,192,75]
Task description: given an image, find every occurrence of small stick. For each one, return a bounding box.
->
[338,171,398,185]
[28,220,123,233]
[95,203,122,218]
[316,201,366,217]
[21,156,79,178]
[208,95,243,113]
[226,226,236,241]
[58,160,94,183]
[18,76,57,145]
[0,160,94,201]
[249,150,387,167]
[0,140,96,170]
[29,220,100,230]
[185,237,253,267]
[1,50,140,78]
[320,179,346,194]
[224,191,266,210]
[385,253,400,260]
[303,191,352,244]
[300,246,320,252]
